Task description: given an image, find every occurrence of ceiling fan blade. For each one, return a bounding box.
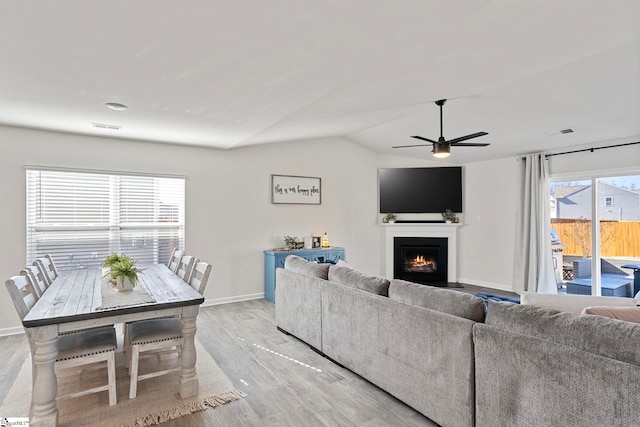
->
[411,135,438,143]
[450,142,491,147]
[447,132,488,144]
[392,143,433,149]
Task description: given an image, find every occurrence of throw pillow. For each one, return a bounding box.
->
[335,259,352,269]
[581,306,640,323]
[284,255,330,280]
[328,265,390,296]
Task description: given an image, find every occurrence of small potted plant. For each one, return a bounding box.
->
[109,258,141,291]
[283,236,297,250]
[441,209,458,223]
[102,253,130,270]
[383,213,398,224]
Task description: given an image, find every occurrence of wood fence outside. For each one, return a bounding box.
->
[551,219,640,257]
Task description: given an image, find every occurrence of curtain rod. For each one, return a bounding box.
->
[544,140,640,158]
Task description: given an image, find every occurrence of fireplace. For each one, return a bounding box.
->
[394,237,448,285]
[384,223,458,285]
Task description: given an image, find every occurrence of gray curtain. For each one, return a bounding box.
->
[513,153,557,294]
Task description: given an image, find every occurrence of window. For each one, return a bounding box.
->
[26,167,185,271]
[550,174,640,296]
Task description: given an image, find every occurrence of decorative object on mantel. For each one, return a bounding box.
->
[102,253,142,291]
[441,209,458,223]
[383,213,397,223]
[271,174,321,204]
[312,235,321,248]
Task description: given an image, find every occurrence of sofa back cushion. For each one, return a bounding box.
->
[485,300,640,365]
[388,280,485,322]
[284,255,330,280]
[328,265,390,296]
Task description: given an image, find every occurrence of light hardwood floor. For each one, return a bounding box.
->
[1,299,438,426]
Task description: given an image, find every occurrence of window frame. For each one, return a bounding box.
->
[25,166,186,271]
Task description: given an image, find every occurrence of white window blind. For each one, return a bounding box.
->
[26,168,185,271]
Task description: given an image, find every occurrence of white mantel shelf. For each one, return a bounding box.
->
[383,223,460,283]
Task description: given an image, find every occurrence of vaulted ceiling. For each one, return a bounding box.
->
[1,1,639,163]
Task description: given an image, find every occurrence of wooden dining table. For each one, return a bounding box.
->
[21,263,205,427]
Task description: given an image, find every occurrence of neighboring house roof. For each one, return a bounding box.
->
[552,185,589,199]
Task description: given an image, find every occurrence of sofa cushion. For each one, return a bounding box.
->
[328,265,390,296]
[389,280,485,322]
[582,306,640,323]
[485,300,640,365]
[284,255,330,280]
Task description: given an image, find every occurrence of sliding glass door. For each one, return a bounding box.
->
[550,174,640,297]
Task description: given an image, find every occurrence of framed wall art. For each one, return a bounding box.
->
[271,174,321,205]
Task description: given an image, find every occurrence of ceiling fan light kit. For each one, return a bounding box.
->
[393,99,490,158]
[432,142,451,158]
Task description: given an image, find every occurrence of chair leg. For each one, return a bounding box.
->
[123,323,130,353]
[129,345,140,399]
[107,351,117,406]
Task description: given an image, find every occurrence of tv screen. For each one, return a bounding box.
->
[379,167,463,214]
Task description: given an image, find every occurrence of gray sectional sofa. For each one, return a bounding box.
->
[275,255,640,427]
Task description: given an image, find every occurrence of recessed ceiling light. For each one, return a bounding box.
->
[105,102,128,111]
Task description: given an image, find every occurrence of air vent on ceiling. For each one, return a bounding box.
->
[92,122,121,130]
[545,128,575,137]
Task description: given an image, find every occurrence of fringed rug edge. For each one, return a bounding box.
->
[121,389,248,427]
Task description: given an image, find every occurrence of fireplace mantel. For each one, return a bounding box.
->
[383,223,459,283]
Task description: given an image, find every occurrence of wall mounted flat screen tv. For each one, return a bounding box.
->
[379,167,462,213]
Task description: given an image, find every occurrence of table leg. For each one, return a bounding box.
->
[180,305,199,398]
[30,325,59,427]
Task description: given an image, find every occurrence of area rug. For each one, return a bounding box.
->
[0,339,246,426]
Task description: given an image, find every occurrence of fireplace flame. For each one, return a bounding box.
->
[407,255,436,272]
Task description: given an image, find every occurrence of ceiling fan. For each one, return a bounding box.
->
[393,99,490,158]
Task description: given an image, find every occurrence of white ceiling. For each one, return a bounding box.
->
[1,0,639,164]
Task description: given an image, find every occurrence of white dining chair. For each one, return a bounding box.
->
[5,275,118,406]
[167,249,184,274]
[127,317,184,399]
[20,265,48,298]
[33,254,58,286]
[176,255,198,282]
[188,261,211,295]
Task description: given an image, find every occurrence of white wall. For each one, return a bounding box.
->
[0,125,382,332]
[458,157,519,291]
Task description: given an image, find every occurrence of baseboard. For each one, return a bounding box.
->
[0,326,25,337]
[457,278,515,293]
[201,292,265,307]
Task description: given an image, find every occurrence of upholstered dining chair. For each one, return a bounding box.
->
[176,255,198,282]
[20,265,48,298]
[188,261,211,295]
[33,254,58,286]
[127,317,184,399]
[167,249,184,273]
[5,275,118,406]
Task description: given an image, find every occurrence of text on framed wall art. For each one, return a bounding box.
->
[271,175,321,204]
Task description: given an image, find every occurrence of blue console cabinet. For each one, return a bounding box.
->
[264,247,345,303]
